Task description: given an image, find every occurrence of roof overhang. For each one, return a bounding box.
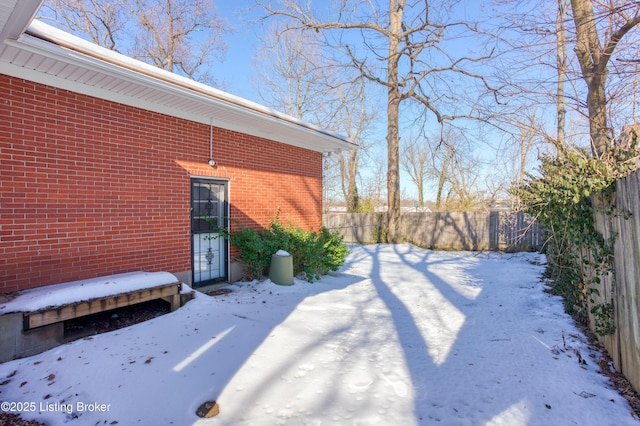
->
[0,1,356,153]
[0,0,41,41]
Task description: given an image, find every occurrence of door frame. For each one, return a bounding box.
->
[190,177,229,286]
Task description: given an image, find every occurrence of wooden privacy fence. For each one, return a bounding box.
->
[322,211,544,252]
[583,168,640,394]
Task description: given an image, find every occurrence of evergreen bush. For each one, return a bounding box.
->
[516,137,638,335]
[211,218,349,282]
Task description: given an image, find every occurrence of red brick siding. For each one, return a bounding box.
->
[0,75,323,292]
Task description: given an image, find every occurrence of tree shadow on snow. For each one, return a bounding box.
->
[364,244,553,424]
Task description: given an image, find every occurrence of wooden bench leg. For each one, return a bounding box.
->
[163,294,181,311]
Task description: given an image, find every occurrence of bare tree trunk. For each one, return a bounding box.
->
[255,0,496,228]
[556,0,567,146]
[569,0,640,155]
[518,151,527,189]
[586,77,610,155]
[435,155,449,211]
[386,0,403,242]
[570,0,606,154]
[345,150,359,212]
[338,151,360,212]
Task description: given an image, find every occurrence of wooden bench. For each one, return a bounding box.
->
[0,272,185,362]
[23,282,182,330]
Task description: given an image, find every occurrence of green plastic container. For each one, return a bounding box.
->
[269,251,294,286]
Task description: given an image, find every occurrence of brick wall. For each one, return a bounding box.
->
[0,75,323,292]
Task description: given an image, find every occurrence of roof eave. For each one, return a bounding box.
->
[0,0,43,41]
[3,18,356,153]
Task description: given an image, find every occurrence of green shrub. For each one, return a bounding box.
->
[213,218,349,282]
[515,138,638,335]
[318,227,351,274]
[226,226,275,281]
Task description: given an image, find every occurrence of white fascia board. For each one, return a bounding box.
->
[8,20,356,153]
[0,0,43,41]
[0,58,218,127]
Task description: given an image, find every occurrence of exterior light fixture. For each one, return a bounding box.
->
[208,118,216,168]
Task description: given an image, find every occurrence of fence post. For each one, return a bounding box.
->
[489,211,499,250]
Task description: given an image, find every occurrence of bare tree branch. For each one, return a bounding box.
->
[256,0,496,237]
[40,0,230,83]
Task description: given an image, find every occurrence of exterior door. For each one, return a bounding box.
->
[191,178,228,286]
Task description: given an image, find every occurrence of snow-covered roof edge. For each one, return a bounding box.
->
[0,0,356,153]
[26,20,355,150]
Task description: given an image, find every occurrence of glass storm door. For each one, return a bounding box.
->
[191,179,227,285]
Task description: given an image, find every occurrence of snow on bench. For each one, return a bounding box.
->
[0,272,184,330]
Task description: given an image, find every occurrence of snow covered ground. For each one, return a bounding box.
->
[0,244,637,425]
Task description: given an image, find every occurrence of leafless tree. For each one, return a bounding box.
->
[255,26,329,119]
[499,108,545,208]
[434,147,451,211]
[514,111,543,187]
[334,90,371,212]
[40,0,230,82]
[400,134,430,209]
[255,0,497,240]
[569,0,640,155]
[360,152,388,212]
[556,0,569,146]
[323,152,342,207]
[492,0,639,156]
[255,24,374,212]
[420,127,481,211]
[443,157,480,211]
[490,0,575,140]
[436,137,481,212]
[41,0,124,49]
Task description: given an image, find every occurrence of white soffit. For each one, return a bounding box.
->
[0,0,42,41]
[0,18,355,153]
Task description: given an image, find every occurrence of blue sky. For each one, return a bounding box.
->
[35,0,559,203]
[210,1,521,202]
[214,1,265,103]
[36,1,640,205]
